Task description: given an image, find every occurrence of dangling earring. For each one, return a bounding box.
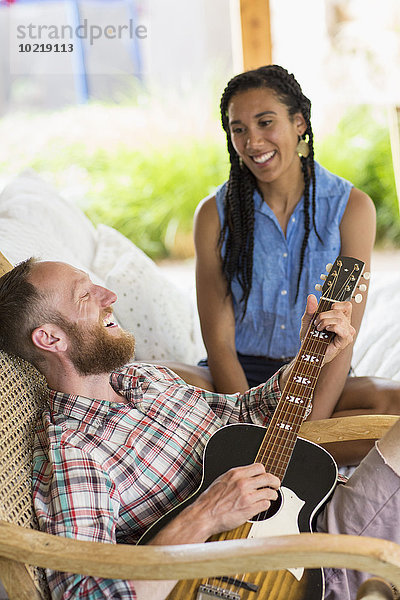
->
[239,157,244,169]
[296,135,310,158]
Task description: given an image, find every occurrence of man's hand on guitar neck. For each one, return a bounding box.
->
[279,294,356,390]
[304,294,355,365]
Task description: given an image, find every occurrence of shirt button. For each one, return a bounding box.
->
[283,252,288,258]
[281,324,286,330]
[292,217,296,223]
[281,289,287,295]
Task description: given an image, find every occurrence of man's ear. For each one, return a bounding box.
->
[31,324,68,353]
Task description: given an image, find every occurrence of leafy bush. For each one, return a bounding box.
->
[32,138,229,259]
[28,103,400,258]
[316,105,400,246]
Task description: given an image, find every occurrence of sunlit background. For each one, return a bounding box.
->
[1,0,400,262]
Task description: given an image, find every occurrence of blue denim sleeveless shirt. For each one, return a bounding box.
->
[215,162,352,359]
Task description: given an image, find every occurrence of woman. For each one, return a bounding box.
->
[194,64,400,427]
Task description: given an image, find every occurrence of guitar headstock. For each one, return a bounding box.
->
[315,256,366,304]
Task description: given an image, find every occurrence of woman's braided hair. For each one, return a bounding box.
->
[219,64,320,317]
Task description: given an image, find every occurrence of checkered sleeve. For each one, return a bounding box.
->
[33,435,139,599]
[200,369,282,427]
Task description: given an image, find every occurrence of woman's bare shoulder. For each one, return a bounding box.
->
[347,187,376,215]
[195,193,217,220]
[194,194,220,234]
[341,186,376,235]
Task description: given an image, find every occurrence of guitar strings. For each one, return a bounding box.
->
[204,313,331,592]
[256,271,348,479]
[261,301,333,475]
[258,267,357,506]
[217,327,329,591]
[257,262,357,476]
[256,299,332,478]
[203,263,358,594]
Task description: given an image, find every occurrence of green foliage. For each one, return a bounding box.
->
[32,139,229,258]
[27,103,400,257]
[316,105,400,246]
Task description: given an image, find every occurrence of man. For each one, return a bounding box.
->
[0,257,399,600]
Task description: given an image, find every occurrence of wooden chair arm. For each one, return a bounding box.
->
[300,415,399,444]
[356,577,396,599]
[1,521,400,591]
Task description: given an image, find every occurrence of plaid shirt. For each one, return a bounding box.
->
[32,363,281,599]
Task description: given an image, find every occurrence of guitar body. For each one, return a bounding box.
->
[140,423,338,600]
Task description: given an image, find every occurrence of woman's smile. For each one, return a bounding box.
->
[250,150,277,165]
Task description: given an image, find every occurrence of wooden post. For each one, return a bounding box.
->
[239,0,272,71]
[0,252,13,276]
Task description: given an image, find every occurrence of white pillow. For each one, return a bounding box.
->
[93,224,204,363]
[352,270,400,381]
[91,224,141,276]
[0,169,97,268]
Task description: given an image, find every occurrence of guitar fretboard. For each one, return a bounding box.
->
[255,298,335,481]
[253,255,365,481]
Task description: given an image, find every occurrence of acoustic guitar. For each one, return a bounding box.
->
[140,255,366,600]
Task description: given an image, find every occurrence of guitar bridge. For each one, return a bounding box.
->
[196,584,241,599]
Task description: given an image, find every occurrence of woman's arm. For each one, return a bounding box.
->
[308,187,376,420]
[194,196,249,393]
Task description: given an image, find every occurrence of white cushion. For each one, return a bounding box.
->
[93,224,204,363]
[0,169,97,268]
[0,171,205,363]
[91,223,141,276]
[352,270,400,381]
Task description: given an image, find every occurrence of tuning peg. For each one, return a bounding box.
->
[363,271,371,280]
[353,293,363,304]
[358,284,367,292]
[320,274,327,280]
[315,284,323,291]
[325,263,333,273]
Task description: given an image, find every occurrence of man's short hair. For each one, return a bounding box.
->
[0,257,48,367]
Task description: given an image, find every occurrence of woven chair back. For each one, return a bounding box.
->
[0,350,51,598]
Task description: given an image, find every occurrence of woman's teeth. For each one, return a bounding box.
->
[252,150,275,164]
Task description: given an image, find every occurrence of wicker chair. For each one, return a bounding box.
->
[1,252,400,600]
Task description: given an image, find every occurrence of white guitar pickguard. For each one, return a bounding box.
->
[248,485,305,580]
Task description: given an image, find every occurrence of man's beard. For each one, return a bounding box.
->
[61,318,136,376]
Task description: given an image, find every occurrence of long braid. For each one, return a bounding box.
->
[297,158,311,303]
[295,127,321,302]
[219,65,320,316]
[219,82,258,317]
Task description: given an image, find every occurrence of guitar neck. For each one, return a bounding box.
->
[254,254,364,481]
[256,297,335,481]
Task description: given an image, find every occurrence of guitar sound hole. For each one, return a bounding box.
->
[249,488,282,522]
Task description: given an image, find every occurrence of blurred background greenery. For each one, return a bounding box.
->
[1,101,399,260]
[18,103,399,259]
[31,135,229,259]
[316,105,400,248]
